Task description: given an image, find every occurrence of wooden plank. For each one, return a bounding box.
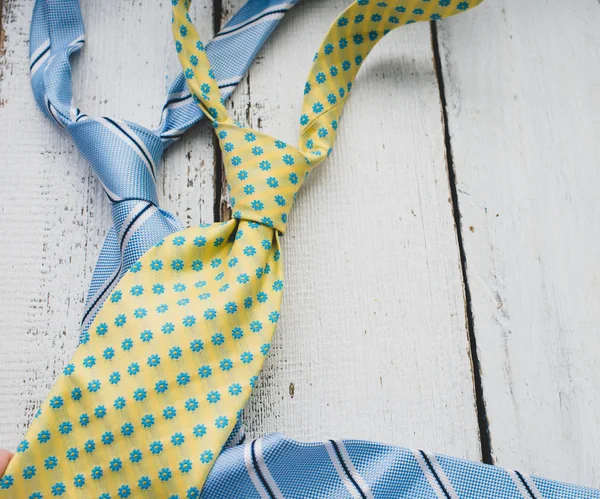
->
[437,0,600,487]
[221,0,481,458]
[0,0,216,451]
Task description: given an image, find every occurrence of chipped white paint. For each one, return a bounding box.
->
[438,0,600,487]
[0,0,598,491]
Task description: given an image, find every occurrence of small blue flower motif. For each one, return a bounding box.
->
[342,60,352,72]
[261,343,271,356]
[188,53,199,67]
[252,146,264,156]
[231,156,242,167]
[162,322,175,335]
[224,301,238,315]
[129,449,142,462]
[85,440,96,453]
[88,379,101,393]
[121,423,134,437]
[206,391,221,404]
[283,153,295,165]
[198,291,211,300]
[196,40,204,51]
[193,424,207,438]
[413,7,424,14]
[185,68,194,80]
[130,285,144,297]
[113,396,126,410]
[396,4,407,12]
[79,413,90,427]
[237,273,250,285]
[243,246,257,257]
[327,92,338,104]
[430,13,441,20]
[312,102,324,114]
[259,160,272,171]
[232,327,244,340]
[109,458,122,471]
[304,82,311,95]
[224,142,234,152]
[45,456,58,470]
[194,235,207,247]
[147,354,161,368]
[111,290,122,303]
[200,83,211,95]
[339,37,349,49]
[150,259,163,271]
[250,200,264,211]
[51,482,66,496]
[83,355,96,368]
[173,282,187,292]
[58,422,72,435]
[256,267,264,279]
[369,30,379,41]
[158,468,172,482]
[200,450,214,464]
[101,431,114,445]
[22,465,36,480]
[114,313,127,327]
[250,375,259,388]
[204,308,217,320]
[122,338,134,351]
[153,283,165,295]
[289,172,299,185]
[38,430,51,443]
[171,259,184,271]
[250,320,263,333]
[163,406,177,420]
[95,405,107,418]
[141,414,155,428]
[133,307,147,319]
[198,365,212,378]
[355,13,364,23]
[155,380,169,394]
[269,311,280,323]
[66,447,79,461]
[244,296,254,309]
[185,398,199,412]
[173,235,186,246]
[338,16,349,26]
[138,476,152,490]
[182,315,197,328]
[245,132,256,142]
[150,442,164,455]
[273,195,286,207]
[49,396,63,409]
[166,346,182,361]
[73,474,85,488]
[179,24,187,36]
[211,333,225,346]
[118,484,131,498]
[96,322,109,338]
[215,416,229,429]
[255,291,267,303]
[241,352,254,364]
[128,362,141,376]
[353,33,364,45]
[457,1,469,9]
[179,459,193,474]
[177,372,191,386]
[220,358,233,371]
[177,298,190,307]
[171,432,185,447]
[273,279,284,291]
[316,72,327,84]
[132,389,146,403]
[91,466,103,480]
[187,339,203,354]
[139,330,154,344]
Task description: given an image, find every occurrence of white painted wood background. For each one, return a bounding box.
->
[0,0,598,490]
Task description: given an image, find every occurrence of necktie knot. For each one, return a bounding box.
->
[217,122,311,234]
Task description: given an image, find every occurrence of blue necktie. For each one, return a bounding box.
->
[6,1,597,498]
[29,0,301,338]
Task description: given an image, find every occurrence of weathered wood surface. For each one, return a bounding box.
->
[0,0,598,490]
[438,0,600,487]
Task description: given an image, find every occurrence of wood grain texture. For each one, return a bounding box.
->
[438,0,600,486]
[0,0,216,450]
[222,0,481,459]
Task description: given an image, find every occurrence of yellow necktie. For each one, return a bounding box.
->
[1,1,482,497]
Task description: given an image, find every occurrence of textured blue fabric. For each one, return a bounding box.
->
[29,0,300,337]
[25,2,600,498]
[201,433,600,499]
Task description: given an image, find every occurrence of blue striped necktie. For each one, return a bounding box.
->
[5,1,598,498]
[29,0,300,338]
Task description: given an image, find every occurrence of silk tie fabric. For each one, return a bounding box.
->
[29,0,300,338]
[2,2,599,499]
